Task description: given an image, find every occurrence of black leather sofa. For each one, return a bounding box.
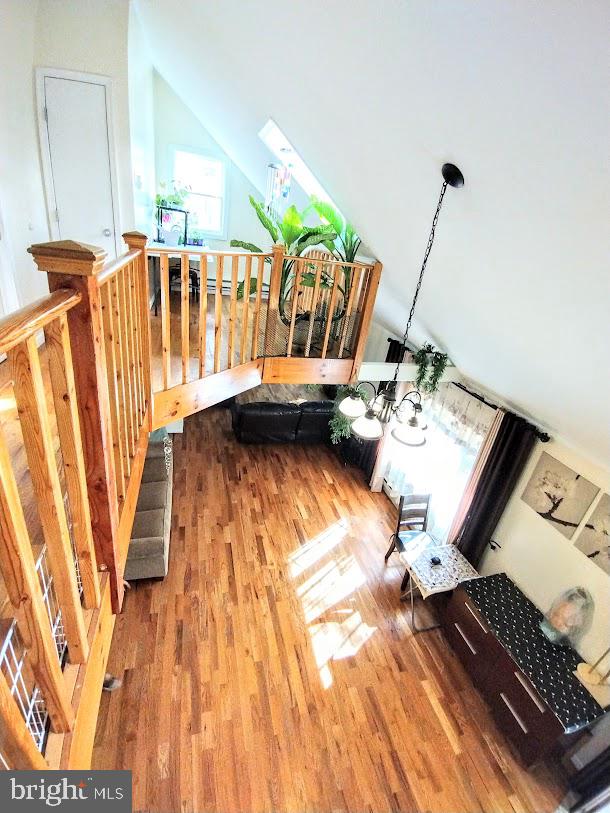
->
[231,401,334,444]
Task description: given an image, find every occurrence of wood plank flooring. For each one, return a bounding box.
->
[92,406,566,813]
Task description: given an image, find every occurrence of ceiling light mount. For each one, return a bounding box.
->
[442,163,465,188]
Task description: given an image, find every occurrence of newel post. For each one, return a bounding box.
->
[264,243,285,357]
[28,240,124,612]
[122,231,153,430]
[350,259,383,382]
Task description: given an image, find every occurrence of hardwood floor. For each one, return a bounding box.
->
[92,406,566,813]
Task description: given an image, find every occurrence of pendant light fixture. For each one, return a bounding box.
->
[338,162,464,445]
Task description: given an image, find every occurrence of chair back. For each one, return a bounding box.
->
[397,493,430,534]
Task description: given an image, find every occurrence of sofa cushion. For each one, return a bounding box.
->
[296,401,334,443]
[234,402,301,443]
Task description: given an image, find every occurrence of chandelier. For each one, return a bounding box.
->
[339,163,464,445]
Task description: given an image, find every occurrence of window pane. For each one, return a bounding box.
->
[173,150,224,197]
[187,193,222,233]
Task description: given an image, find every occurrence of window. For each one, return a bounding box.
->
[258,119,337,208]
[170,147,228,239]
[382,385,496,542]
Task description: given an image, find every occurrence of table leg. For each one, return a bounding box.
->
[400,581,442,634]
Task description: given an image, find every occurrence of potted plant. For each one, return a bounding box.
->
[413,343,449,394]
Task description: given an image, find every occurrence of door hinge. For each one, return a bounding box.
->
[43,106,48,123]
[54,209,60,223]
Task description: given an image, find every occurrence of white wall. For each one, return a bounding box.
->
[480,439,610,664]
[136,0,610,467]
[35,0,135,243]
[128,3,156,234]
[0,0,50,306]
[153,72,268,252]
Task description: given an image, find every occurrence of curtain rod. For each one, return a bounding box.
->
[451,382,550,443]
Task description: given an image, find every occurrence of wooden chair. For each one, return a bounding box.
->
[384,493,431,563]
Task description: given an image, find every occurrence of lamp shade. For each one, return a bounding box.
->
[351,409,383,440]
[391,416,426,447]
[338,394,367,419]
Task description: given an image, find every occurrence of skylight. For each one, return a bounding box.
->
[258,119,337,207]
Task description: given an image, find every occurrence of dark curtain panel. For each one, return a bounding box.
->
[380,338,404,389]
[456,412,537,568]
[569,747,610,812]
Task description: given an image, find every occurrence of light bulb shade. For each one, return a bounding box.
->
[338,394,366,419]
[351,410,383,441]
[391,415,426,446]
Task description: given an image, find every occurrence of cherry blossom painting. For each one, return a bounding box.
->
[521,452,599,540]
[575,493,610,574]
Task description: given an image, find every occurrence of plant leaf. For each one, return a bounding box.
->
[310,197,344,236]
[230,239,264,253]
[249,196,279,243]
[236,276,259,300]
[279,205,303,250]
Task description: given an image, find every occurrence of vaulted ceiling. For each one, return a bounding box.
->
[135,0,610,465]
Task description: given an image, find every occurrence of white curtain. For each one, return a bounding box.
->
[383,384,496,542]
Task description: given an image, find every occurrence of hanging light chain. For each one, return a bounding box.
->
[391,179,449,381]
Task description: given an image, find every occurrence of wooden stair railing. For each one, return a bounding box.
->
[0,233,153,770]
[147,241,382,426]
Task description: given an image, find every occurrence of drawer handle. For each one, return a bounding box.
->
[500,692,529,734]
[454,623,477,655]
[464,602,488,633]
[514,671,546,713]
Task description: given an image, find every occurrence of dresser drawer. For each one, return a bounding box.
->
[445,588,504,664]
[444,616,490,692]
[492,687,545,766]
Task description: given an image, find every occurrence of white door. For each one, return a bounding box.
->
[38,72,119,257]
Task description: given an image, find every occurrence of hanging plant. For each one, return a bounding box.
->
[426,351,449,393]
[413,343,434,391]
[412,343,449,394]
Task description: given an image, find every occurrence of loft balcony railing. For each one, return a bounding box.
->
[0,232,382,770]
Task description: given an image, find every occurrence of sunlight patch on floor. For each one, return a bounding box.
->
[297,555,366,624]
[309,609,377,688]
[288,519,349,578]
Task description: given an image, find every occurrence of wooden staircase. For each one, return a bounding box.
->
[0,232,382,771]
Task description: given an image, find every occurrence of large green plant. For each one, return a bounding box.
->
[230,197,338,317]
[307,197,361,264]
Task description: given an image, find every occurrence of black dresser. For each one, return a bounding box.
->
[443,573,606,766]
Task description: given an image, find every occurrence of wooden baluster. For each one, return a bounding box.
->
[123,233,152,428]
[214,255,224,374]
[350,261,383,381]
[100,284,126,503]
[29,240,123,612]
[228,255,238,369]
[128,261,144,424]
[304,261,323,358]
[337,266,361,359]
[198,255,208,377]
[110,277,130,480]
[321,263,341,359]
[286,258,302,357]
[181,254,189,384]
[160,253,171,390]
[9,336,88,663]
[0,669,48,768]
[264,244,285,357]
[250,256,265,360]
[240,254,252,364]
[44,314,101,609]
[0,430,74,732]
[118,268,136,459]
